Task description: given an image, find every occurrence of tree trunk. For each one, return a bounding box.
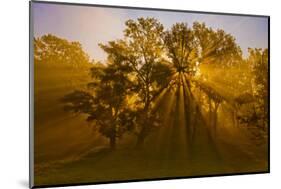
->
[136,113,149,149]
[136,84,151,149]
[208,98,213,126]
[109,135,116,150]
[144,82,150,111]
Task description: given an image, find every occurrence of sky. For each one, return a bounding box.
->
[32,2,268,61]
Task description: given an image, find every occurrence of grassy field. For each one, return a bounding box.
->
[34,62,267,186]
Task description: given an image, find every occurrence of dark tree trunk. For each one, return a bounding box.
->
[136,84,151,149]
[233,105,239,127]
[109,135,116,150]
[136,115,149,149]
[208,98,213,126]
[183,80,192,147]
[144,83,150,111]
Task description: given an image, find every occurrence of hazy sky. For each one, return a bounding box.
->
[32,2,268,61]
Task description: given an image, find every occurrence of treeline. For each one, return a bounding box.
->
[34,17,268,150]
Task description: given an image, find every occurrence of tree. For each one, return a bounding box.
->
[164,23,198,76]
[34,34,91,67]
[34,34,93,128]
[163,22,241,139]
[61,61,136,150]
[192,22,242,67]
[100,17,173,148]
[241,48,268,137]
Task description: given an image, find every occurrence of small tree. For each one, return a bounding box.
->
[61,62,136,150]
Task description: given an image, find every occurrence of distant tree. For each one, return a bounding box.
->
[34,34,91,67]
[61,62,136,150]
[247,48,268,130]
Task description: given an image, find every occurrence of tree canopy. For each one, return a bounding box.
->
[58,17,268,149]
[34,34,91,67]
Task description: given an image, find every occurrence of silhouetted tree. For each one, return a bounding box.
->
[192,22,242,67]
[61,62,136,150]
[234,48,269,143]
[164,23,198,76]
[100,17,173,148]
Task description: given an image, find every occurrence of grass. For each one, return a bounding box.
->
[34,62,268,186]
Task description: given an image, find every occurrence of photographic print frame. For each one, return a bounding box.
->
[29,1,270,188]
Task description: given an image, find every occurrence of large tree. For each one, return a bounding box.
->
[192,22,242,67]
[164,23,198,76]
[100,18,173,147]
[163,22,243,140]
